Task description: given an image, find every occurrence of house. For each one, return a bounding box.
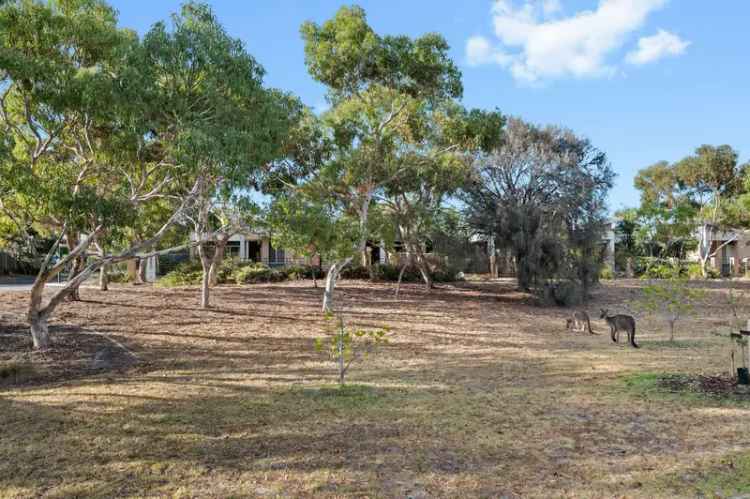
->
[687,227,750,276]
[190,230,319,267]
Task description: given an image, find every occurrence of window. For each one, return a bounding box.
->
[269,242,285,265]
[226,241,241,259]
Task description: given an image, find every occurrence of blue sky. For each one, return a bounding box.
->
[110,0,749,212]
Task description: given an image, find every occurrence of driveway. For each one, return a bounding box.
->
[0,276,71,292]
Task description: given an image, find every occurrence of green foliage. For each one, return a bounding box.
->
[229,262,287,284]
[300,6,462,99]
[634,277,705,341]
[155,261,203,287]
[314,312,390,386]
[640,261,682,280]
[462,118,614,298]
[157,259,324,287]
[599,266,615,280]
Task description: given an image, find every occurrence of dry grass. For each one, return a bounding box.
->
[1,278,750,498]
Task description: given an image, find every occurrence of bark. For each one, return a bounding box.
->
[394,259,409,298]
[208,240,226,287]
[26,178,201,349]
[412,245,433,291]
[136,258,147,284]
[323,257,353,313]
[29,310,50,350]
[198,243,212,309]
[65,232,83,301]
[99,264,109,291]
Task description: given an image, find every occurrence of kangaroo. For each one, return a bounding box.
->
[600,309,639,348]
[565,311,595,334]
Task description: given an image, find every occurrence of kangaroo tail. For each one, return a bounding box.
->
[587,318,596,334]
[630,327,639,348]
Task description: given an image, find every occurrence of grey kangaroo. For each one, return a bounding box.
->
[565,311,595,334]
[600,309,639,348]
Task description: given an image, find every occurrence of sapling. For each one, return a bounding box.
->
[635,277,704,342]
[314,312,390,386]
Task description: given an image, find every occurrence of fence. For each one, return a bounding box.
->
[0,251,36,275]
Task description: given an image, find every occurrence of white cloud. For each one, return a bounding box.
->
[466,35,512,66]
[466,0,686,83]
[626,29,690,65]
[541,0,562,16]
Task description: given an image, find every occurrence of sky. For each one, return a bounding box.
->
[109,0,750,213]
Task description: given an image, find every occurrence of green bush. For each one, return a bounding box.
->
[339,265,372,280]
[599,266,615,280]
[340,262,463,283]
[230,262,286,284]
[156,260,203,287]
[284,264,324,280]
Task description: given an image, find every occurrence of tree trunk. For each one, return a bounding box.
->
[323,257,352,313]
[134,258,147,284]
[208,241,226,287]
[65,232,83,301]
[198,244,212,309]
[312,266,318,288]
[200,267,210,309]
[29,311,50,350]
[412,245,433,291]
[669,320,675,342]
[99,264,109,291]
[395,259,408,298]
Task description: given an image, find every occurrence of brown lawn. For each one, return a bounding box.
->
[1,278,750,498]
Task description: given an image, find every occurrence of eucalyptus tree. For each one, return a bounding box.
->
[462,117,614,295]
[298,6,467,311]
[380,105,503,290]
[675,145,744,277]
[0,0,196,349]
[142,2,301,309]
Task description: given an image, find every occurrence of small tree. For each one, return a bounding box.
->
[636,276,704,342]
[314,312,389,386]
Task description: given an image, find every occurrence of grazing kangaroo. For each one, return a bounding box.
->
[600,309,639,348]
[565,311,595,334]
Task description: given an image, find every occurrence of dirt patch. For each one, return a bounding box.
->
[1,278,750,497]
[0,320,137,387]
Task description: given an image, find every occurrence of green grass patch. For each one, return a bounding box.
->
[648,452,750,497]
[621,372,750,405]
[643,339,708,349]
[291,384,388,410]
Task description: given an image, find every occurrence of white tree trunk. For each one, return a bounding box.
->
[323,257,353,313]
[208,241,226,287]
[99,264,109,291]
[29,311,50,350]
[395,259,408,298]
[199,244,212,309]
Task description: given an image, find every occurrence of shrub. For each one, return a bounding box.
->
[156,261,203,287]
[542,280,584,307]
[599,266,615,280]
[230,263,287,284]
[285,264,324,280]
[339,265,371,280]
[641,262,682,280]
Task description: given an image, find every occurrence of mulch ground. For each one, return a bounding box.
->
[1,278,750,498]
